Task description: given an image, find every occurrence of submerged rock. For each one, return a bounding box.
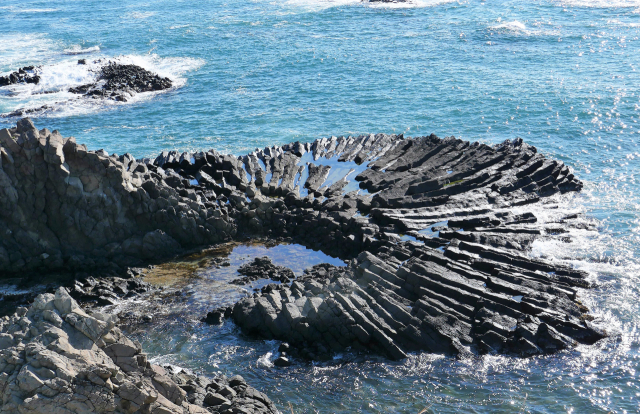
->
[0,287,277,414]
[0,119,605,358]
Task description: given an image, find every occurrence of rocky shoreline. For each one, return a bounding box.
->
[0,287,277,414]
[0,117,608,409]
[0,66,41,87]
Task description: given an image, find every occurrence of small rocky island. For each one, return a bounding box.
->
[0,118,606,411]
[0,62,173,118]
[68,62,172,102]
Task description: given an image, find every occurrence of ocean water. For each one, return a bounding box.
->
[1,0,640,412]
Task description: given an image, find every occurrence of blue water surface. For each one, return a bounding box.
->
[1,0,640,412]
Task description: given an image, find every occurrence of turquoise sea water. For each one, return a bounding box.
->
[1,0,640,412]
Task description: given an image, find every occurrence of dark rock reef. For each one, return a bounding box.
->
[0,66,40,87]
[69,62,172,102]
[0,287,277,414]
[0,62,172,118]
[231,257,295,285]
[0,118,605,359]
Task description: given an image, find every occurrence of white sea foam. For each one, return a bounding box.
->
[368,0,458,9]
[0,33,58,70]
[20,8,59,13]
[0,54,205,119]
[63,45,101,55]
[257,352,274,368]
[0,6,59,13]
[128,11,156,19]
[276,0,457,12]
[487,19,560,36]
[608,19,640,27]
[506,186,639,292]
[553,0,640,8]
[0,284,38,296]
[489,20,527,32]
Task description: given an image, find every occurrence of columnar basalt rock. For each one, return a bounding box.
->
[0,118,235,274]
[0,287,277,414]
[0,119,604,358]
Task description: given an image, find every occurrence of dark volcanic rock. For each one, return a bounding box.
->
[69,62,172,102]
[202,306,233,325]
[0,119,236,274]
[66,272,153,307]
[0,119,605,359]
[232,249,604,360]
[1,63,172,117]
[231,256,295,285]
[0,66,40,87]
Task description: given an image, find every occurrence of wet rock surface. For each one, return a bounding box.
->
[232,248,603,360]
[68,62,172,102]
[0,66,40,87]
[67,273,154,308]
[0,287,277,413]
[231,256,295,285]
[0,118,605,359]
[165,368,277,414]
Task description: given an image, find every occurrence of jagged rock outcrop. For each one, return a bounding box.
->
[0,118,604,357]
[230,247,604,360]
[0,287,277,413]
[230,257,295,285]
[0,66,40,87]
[165,368,277,414]
[68,63,172,102]
[0,63,172,118]
[0,118,235,274]
[66,274,154,307]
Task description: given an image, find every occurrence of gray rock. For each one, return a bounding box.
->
[204,392,230,407]
[0,290,277,414]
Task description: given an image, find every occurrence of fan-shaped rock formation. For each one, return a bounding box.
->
[0,118,605,358]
